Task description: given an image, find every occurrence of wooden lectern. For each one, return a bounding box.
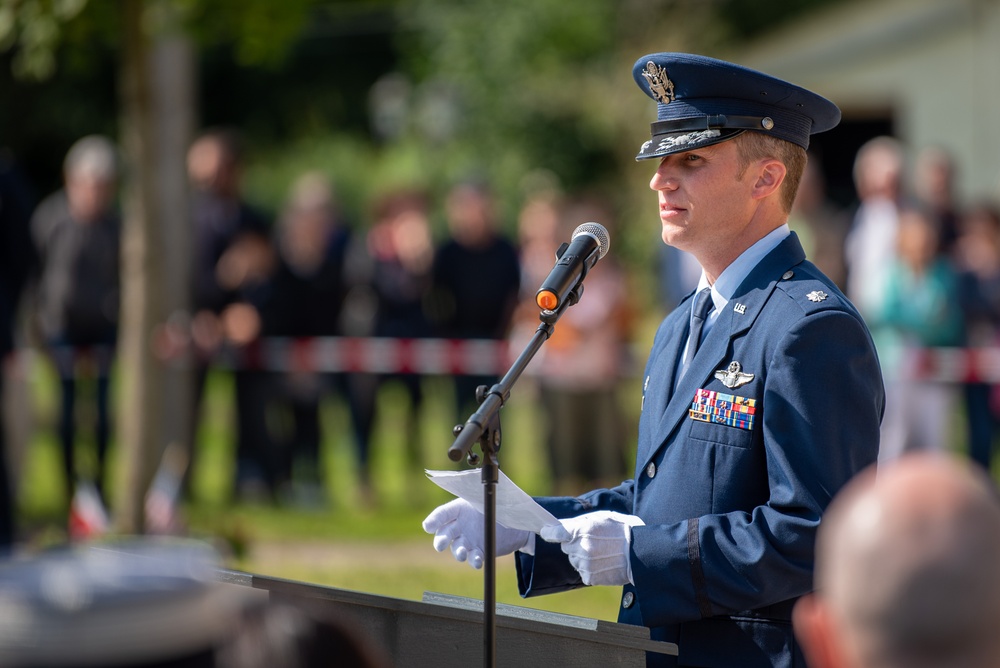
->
[219,570,678,666]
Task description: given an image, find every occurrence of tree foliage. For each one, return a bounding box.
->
[173,0,317,68]
[0,0,89,80]
[2,0,852,275]
[0,0,321,80]
[397,0,621,195]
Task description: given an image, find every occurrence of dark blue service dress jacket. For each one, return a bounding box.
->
[516,233,884,667]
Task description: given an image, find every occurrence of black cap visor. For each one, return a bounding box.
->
[636,127,745,161]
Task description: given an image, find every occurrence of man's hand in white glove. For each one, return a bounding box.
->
[422,499,534,570]
[540,511,645,586]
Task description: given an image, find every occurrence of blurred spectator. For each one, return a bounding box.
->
[361,189,436,480]
[367,190,434,340]
[30,135,120,509]
[518,195,634,493]
[430,179,521,421]
[871,205,964,463]
[953,202,1000,470]
[186,127,274,502]
[513,190,563,310]
[843,136,905,318]
[215,231,278,501]
[788,156,851,290]
[254,172,355,506]
[0,150,37,550]
[793,452,1000,668]
[914,145,962,255]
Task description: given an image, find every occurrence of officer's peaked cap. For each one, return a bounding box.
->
[633,52,841,161]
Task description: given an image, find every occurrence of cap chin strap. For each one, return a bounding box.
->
[651,114,773,136]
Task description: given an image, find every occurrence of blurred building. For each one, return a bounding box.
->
[736,0,1000,206]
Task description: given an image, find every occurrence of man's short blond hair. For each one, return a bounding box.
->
[734,132,807,214]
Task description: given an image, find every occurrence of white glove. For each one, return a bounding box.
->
[422,498,534,570]
[540,511,645,586]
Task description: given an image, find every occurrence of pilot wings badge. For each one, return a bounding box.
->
[715,361,755,389]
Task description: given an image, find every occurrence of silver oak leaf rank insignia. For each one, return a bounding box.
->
[806,290,828,302]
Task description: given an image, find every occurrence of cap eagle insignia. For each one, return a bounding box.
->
[642,61,675,104]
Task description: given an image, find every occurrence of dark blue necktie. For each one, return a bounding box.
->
[681,287,714,375]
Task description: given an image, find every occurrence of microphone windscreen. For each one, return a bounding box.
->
[572,222,611,259]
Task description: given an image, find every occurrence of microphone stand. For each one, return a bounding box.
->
[447,269,591,668]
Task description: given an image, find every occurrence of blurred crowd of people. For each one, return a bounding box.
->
[788,137,1000,471]
[0,128,641,546]
[6,128,1000,546]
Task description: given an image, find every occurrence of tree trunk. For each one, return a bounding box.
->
[116,0,194,532]
[150,10,196,516]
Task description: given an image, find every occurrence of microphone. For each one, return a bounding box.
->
[535,222,610,311]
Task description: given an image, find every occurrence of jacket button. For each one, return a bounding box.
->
[646,462,656,479]
[622,591,635,609]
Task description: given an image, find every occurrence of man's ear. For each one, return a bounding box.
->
[792,593,842,668]
[751,158,786,201]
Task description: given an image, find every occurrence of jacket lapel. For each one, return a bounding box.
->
[654,297,691,409]
[640,233,807,474]
[634,296,689,470]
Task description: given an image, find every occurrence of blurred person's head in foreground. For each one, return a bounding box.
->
[793,452,1000,668]
[0,537,388,668]
[0,538,238,667]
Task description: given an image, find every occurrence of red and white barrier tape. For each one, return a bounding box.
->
[25,340,1000,383]
[212,337,512,375]
[896,347,1000,384]
[219,341,1000,383]
[16,338,513,376]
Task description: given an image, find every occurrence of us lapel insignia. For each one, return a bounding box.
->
[806,290,828,303]
[733,302,747,315]
[714,361,755,389]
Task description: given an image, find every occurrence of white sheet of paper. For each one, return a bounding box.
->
[426,469,559,534]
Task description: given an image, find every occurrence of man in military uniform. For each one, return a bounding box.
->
[424,53,884,667]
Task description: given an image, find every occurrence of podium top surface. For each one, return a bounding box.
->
[421,591,647,639]
[218,569,678,657]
